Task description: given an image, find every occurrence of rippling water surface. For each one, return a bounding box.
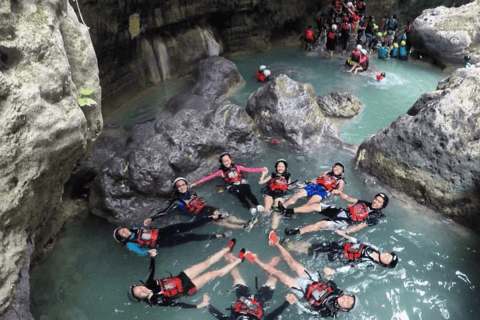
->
[31,47,480,320]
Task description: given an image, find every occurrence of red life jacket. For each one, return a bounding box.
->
[341,22,349,31]
[305,281,333,307]
[269,175,288,193]
[223,166,243,184]
[233,297,263,319]
[255,71,266,82]
[305,29,315,41]
[376,74,384,80]
[316,173,340,191]
[327,31,335,39]
[357,2,363,9]
[157,276,197,299]
[343,243,366,260]
[137,228,159,247]
[348,202,370,221]
[334,0,341,12]
[351,50,361,62]
[183,194,205,214]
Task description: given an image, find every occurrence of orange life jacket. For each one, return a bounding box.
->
[348,202,369,221]
[315,173,340,191]
[269,175,288,193]
[223,166,243,184]
[233,297,263,319]
[255,71,266,82]
[343,243,366,260]
[305,281,333,307]
[157,277,197,299]
[137,228,159,247]
[327,31,335,39]
[183,194,206,214]
[351,50,361,62]
[305,29,315,41]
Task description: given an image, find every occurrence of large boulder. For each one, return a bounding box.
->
[84,57,257,225]
[356,67,480,232]
[0,0,102,317]
[245,74,351,152]
[409,1,480,68]
[316,91,363,118]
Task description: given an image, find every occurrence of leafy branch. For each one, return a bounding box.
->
[78,88,95,107]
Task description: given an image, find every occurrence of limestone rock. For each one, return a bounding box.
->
[245,74,341,151]
[316,91,363,118]
[0,0,102,316]
[356,67,480,232]
[410,1,480,67]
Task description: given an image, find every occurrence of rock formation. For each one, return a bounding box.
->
[409,0,480,68]
[356,67,480,232]
[0,0,102,317]
[316,91,363,118]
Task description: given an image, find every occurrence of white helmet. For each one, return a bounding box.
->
[347,2,353,7]
[356,44,362,50]
[264,70,271,76]
[259,65,266,71]
[361,49,367,55]
[332,24,337,30]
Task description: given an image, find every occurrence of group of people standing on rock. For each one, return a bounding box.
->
[112,151,398,318]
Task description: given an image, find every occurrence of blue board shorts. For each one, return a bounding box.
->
[303,184,328,198]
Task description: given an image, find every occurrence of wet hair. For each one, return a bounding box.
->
[375,192,389,208]
[381,72,386,77]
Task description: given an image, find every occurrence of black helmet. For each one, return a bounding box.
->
[388,252,399,268]
[375,192,389,208]
[381,72,386,77]
[275,159,288,170]
[127,285,142,302]
[219,152,231,163]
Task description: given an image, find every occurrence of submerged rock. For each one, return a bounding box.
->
[410,1,480,67]
[86,57,256,225]
[0,0,102,317]
[316,91,363,118]
[245,74,352,151]
[356,67,480,232]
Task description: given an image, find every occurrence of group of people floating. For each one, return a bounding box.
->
[113,152,398,318]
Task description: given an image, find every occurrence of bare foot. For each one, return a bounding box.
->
[267,256,280,267]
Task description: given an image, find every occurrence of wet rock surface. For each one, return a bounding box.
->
[356,67,480,232]
[317,91,363,118]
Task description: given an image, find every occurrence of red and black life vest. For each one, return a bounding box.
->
[269,175,288,193]
[333,0,341,12]
[233,297,263,319]
[348,202,370,221]
[343,243,366,260]
[157,276,197,299]
[305,281,334,307]
[223,166,243,184]
[183,194,205,214]
[305,29,315,41]
[136,228,159,247]
[341,22,350,32]
[327,31,335,39]
[316,173,341,191]
[351,50,361,62]
[255,71,266,82]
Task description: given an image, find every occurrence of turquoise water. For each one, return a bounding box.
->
[30,48,480,320]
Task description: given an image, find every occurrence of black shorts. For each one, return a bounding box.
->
[178,271,197,296]
[234,284,274,308]
[263,188,285,200]
[198,205,217,217]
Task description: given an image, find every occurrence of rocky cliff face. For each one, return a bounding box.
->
[356,67,480,232]
[0,0,102,316]
[409,0,480,68]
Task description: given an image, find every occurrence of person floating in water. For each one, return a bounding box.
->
[128,240,241,307]
[238,234,357,318]
[192,153,266,215]
[278,162,345,218]
[113,220,232,256]
[283,230,399,273]
[301,25,316,51]
[258,159,293,229]
[376,72,386,81]
[255,65,266,82]
[196,251,298,320]
[285,192,389,236]
[144,177,246,229]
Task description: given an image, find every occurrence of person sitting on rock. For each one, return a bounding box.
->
[346,44,362,67]
[258,159,293,229]
[113,221,233,256]
[128,241,241,307]
[282,230,399,273]
[277,162,345,217]
[350,49,369,74]
[284,192,389,236]
[144,177,246,229]
[191,153,266,215]
[239,234,356,318]
[196,251,297,320]
[300,25,316,51]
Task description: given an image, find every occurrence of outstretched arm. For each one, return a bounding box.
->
[144,200,183,225]
[197,293,229,320]
[343,223,368,234]
[258,167,270,184]
[336,191,358,204]
[237,165,266,174]
[190,170,223,187]
[264,294,297,320]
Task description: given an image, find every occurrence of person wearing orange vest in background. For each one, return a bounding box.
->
[326,24,339,57]
[339,16,351,52]
[196,252,298,320]
[376,72,386,81]
[239,233,356,317]
[128,240,241,307]
[284,192,388,236]
[350,49,369,74]
[301,25,316,51]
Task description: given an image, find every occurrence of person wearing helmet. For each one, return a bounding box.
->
[196,253,298,319]
[376,71,386,81]
[255,65,267,82]
[144,177,247,229]
[390,42,399,58]
[285,192,389,236]
[465,55,472,68]
[326,24,339,57]
[315,10,329,38]
[331,0,342,16]
[245,235,356,317]
[300,25,316,51]
[377,42,390,59]
[364,15,375,47]
[339,16,351,52]
[356,14,366,45]
[278,163,345,217]
[350,49,369,74]
[356,0,367,15]
[263,69,271,81]
[191,153,267,216]
[346,44,362,66]
[342,0,355,15]
[385,14,398,46]
[258,159,293,229]
[128,241,241,307]
[283,230,399,271]
[399,40,409,61]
